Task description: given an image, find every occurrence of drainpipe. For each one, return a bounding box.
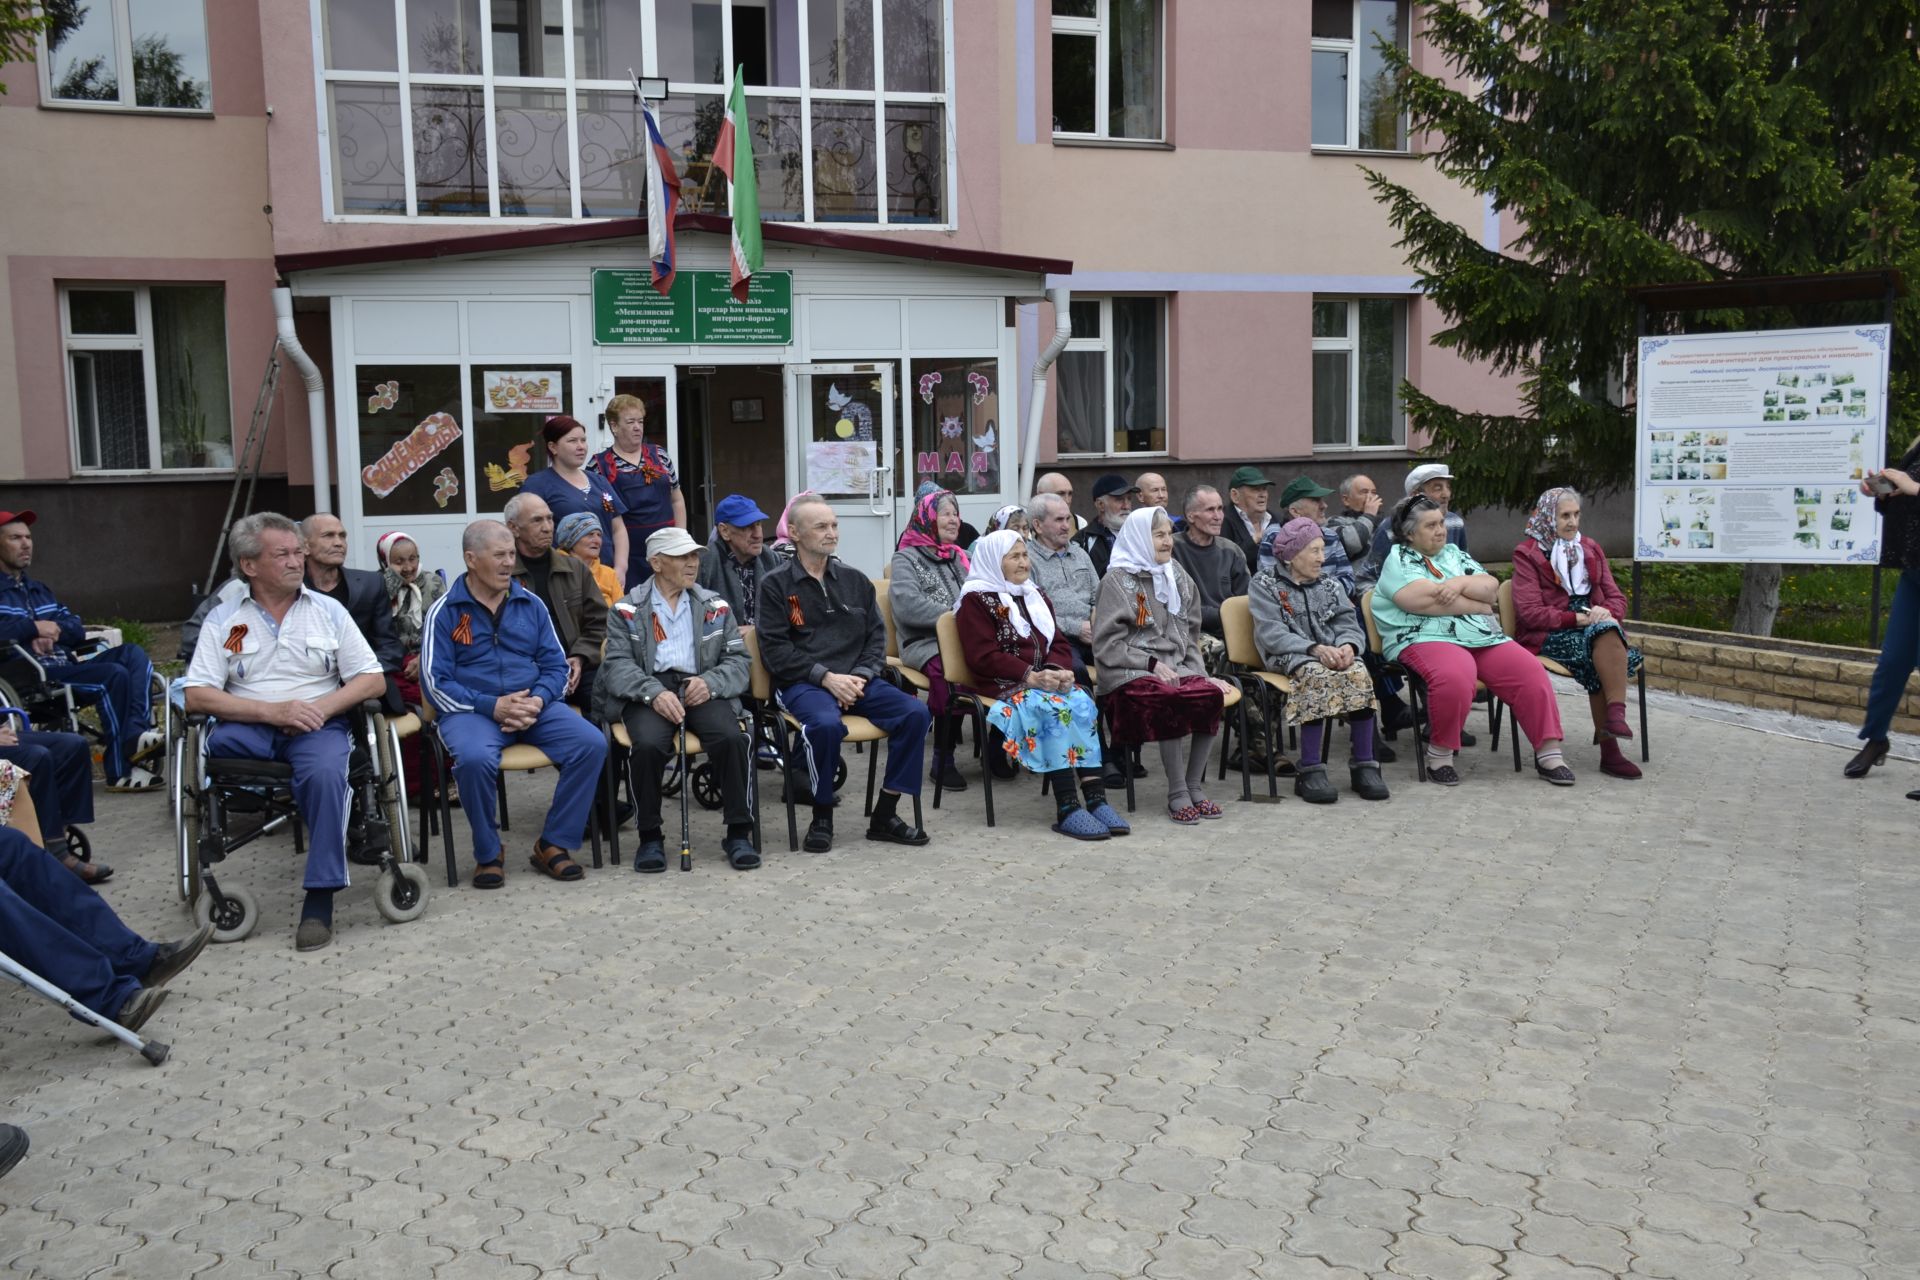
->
[273,285,332,514]
[1017,286,1072,501]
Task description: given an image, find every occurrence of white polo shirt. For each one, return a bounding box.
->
[184,586,381,702]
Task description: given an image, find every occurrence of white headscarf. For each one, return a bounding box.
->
[1106,506,1182,616]
[958,529,1056,646]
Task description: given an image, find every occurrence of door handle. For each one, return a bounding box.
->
[870,465,891,515]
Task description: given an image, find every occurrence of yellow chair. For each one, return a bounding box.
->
[1497,579,1649,762]
[931,611,1000,822]
[874,579,932,694]
[744,628,923,852]
[1362,589,1517,780]
[1096,663,1248,812]
[1219,595,1297,800]
[602,712,760,869]
[417,700,604,887]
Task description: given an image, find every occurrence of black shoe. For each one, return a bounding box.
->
[1130,759,1149,779]
[1908,788,1920,801]
[346,815,390,866]
[0,1124,25,1180]
[1534,760,1577,786]
[986,738,1019,780]
[866,814,930,846]
[1425,762,1461,787]
[1845,738,1890,779]
[931,760,967,792]
[723,836,761,870]
[114,987,169,1033]
[1101,769,1126,789]
[1349,761,1391,801]
[634,839,667,873]
[1293,764,1339,805]
[1458,729,1478,748]
[144,923,215,989]
[295,918,333,952]
[614,801,636,827]
[803,817,833,853]
[1382,703,1415,733]
[1374,740,1398,765]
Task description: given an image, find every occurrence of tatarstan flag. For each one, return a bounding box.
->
[710,65,764,303]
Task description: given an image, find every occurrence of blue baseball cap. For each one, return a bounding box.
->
[713,494,772,528]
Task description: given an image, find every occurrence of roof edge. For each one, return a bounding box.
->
[276,213,1072,279]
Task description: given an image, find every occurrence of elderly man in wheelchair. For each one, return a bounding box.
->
[181,513,427,951]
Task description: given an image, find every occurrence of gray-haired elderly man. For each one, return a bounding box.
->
[1024,492,1098,678]
[596,527,758,872]
[183,512,387,951]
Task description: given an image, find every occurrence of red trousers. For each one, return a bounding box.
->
[1400,640,1563,753]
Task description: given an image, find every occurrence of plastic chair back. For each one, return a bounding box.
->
[1220,595,1260,669]
[934,612,975,688]
[1496,578,1518,635]
[874,579,901,659]
[743,626,772,702]
[1361,588,1385,656]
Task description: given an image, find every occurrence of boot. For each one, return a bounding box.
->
[1349,760,1390,801]
[1598,738,1642,780]
[1844,738,1890,779]
[1293,763,1339,804]
[930,751,967,792]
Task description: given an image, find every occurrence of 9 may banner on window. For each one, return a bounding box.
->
[1634,324,1891,565]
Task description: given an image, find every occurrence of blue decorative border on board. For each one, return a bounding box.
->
[1640,337,1673,358]
[1636,538,1668,560]
[1855,328,1890,351]
[1847,540,1881,563]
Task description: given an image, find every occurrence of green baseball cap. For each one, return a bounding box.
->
[1278,476,1336,509]
[1228,465,1274,489]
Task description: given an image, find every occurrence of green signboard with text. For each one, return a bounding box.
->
[592,270,794,346]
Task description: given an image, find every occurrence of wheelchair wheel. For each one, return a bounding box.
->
[375,718,414,866]
[691,762,722,811]
[176,792,200,904]
[193,884,257,943]
[66,826,90,863]
[834,758,848,791]
[376,861,430,923]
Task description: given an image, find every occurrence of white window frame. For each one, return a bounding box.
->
[1310,0,1409,152]
[60,284,233,476]
[1056,295,1169,460]
[37,0,214,114]
[1311,296,1407,452]
[312,0,957,229]
[1049,0,1164,143]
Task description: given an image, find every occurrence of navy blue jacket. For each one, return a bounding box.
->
[0,573,86,658]
[421,574,569,720]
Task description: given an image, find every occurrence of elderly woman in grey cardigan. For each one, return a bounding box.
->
[889,486,971,791]
[1249,517,1389,805]
[1092,507,1237,825]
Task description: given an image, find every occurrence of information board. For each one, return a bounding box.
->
[1634,324,1891,564]
[592,270,793,345]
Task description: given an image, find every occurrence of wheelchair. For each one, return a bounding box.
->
[170,701,429,941]
[0,640,169,775]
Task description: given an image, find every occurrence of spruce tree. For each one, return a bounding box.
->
[1367,1,1919,633]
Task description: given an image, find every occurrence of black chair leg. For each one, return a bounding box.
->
[975,704,996,827]
[495,771,510,832]
[1237,695,1252,801]
[1638,666,1650,762]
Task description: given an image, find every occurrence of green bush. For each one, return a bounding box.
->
[1609,562,1886,648]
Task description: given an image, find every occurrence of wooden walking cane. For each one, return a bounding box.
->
[678,727,692,872]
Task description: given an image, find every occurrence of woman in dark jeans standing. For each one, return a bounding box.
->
[1846,436,1920,798]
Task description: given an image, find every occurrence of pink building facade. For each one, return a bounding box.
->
[3,0,1528,609]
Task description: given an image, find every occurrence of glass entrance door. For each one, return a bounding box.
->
[787,364,896,575]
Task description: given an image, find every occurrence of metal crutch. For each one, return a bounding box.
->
[0,951,170,1065]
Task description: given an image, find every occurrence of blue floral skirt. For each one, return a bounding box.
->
[983,687,1104,774]
[1539,621,1642,693]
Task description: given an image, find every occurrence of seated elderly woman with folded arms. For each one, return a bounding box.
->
[1371,494,1573,787]
[1249,517,1390,804]
[954,530,1127,841]
[1510,486,1642,780]
[1093,507,1238,825]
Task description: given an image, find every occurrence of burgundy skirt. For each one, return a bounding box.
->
[1105,675,1223,743]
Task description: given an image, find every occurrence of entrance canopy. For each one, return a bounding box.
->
[282,220,1070,579]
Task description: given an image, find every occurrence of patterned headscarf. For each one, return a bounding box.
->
[987,503,1026,534]
[1526,486,1588,596]
[959,529,1055,646]
[897,488,969,569]
[773,490,817,547]
[1106,506,1182,616]
[375,531,414,569]
[553,512,600,551]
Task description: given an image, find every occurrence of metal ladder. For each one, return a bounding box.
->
[203,338,283,597]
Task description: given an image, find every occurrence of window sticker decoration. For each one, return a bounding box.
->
[918,371,943,405]
[484,443,534,492]
[366,381,399,413]
[825,383,875,440]
[968,371,991,404]
[433,467,460,508]
[363,412,462,498]
[483,370,563,414]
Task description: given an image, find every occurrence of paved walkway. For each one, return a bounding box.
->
[2,690,1917,1279]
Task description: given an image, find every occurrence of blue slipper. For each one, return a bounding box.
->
[1051,808,1111,841]
[1087,802,1130,836]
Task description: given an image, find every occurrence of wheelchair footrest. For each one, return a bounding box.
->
[205,757,296,781]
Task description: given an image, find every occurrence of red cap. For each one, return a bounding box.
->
[0,510,36,528]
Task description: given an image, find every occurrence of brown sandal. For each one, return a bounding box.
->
[62,854,114,885]
[471,860,505,889]
[529,841,584,882]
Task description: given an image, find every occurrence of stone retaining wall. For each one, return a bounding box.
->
[1633,621,1920,735]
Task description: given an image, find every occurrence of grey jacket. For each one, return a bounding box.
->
[1248,566,1365,676]
[888,548,967,671]
[1026,537,1099,641]
[696,531,779,626]
[1325,511,1377,567]
[592,580,750,722]
[1091,565,1207,694]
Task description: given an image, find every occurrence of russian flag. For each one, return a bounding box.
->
[640,96,681,296]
